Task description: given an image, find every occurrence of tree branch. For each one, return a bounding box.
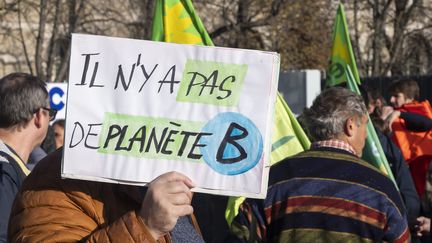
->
[17,0,33,74]
[35,0,47,79]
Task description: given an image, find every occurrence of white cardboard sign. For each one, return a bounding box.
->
[62,34,280,198]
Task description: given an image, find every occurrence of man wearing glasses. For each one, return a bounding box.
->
[0,72,54,243]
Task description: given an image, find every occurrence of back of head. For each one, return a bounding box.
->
[52,119,65,129]
[388,79,419,100]
[0,73,48,129]
[299,87,367,142]
[358,85,388,132]
[368,88,384,103]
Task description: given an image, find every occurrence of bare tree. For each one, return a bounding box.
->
[347,0,430,77]
[0,0,155,81]
[1,0,432,79]
[196,0,334,70]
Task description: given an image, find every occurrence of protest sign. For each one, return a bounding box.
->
[62,34,280,198]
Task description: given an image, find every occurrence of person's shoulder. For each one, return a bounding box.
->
[0,144,15,164]
[0,148,23,185]
[270,152,305,169]
[268,149,359,174]
[22,149,94,196]
[0,158,16,172]
[23,149,124,199]
[280,148,374,171]
[16,149,110,215]
[271,148,393,187]
[308,148,384,174]
[0,159,20,186]
[268,151,309,179]
[347,157,402,206]
[267,149,348,185]
[22,149,63,189]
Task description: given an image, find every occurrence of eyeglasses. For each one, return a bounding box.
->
[40,107,57,121]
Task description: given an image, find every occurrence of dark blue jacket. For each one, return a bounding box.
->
[0,143,26,243]
[376,129,420,222]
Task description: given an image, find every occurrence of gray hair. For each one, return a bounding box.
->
[299,87,367,142]
[0,73,48,128]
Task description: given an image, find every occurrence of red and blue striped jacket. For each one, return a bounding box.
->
[230,147,410,243]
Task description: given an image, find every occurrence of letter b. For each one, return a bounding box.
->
[216,122,248,164]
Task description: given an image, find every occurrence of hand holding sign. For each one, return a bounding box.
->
[139,171,195,239]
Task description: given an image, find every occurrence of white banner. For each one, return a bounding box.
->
[62,34,280,198]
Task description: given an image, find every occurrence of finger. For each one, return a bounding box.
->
[166,181,193,200]
[388,122,393,132]
[173,205,194,217]
[166,180,190,193]
[417,217,425,225]
[167,193,192,206]
[156,172,196,188]
[182,176,196,188]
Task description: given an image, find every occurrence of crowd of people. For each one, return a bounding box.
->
[0,72,431,242]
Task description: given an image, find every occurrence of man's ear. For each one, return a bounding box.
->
[344,117,355,137]
[33,109,43,129]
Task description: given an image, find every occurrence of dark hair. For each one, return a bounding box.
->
[53,119,65,129]
[367,88,383,103]
[299,87,367,142]
[388,79,419,100]
[0,73,48,128]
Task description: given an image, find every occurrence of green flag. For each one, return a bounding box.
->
[151,0,311,226]
[151,0,213,45]
[327,3,361,87]
[270,93,311,164]
[346,66,396,184]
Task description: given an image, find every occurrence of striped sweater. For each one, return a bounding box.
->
[230,147,410,243]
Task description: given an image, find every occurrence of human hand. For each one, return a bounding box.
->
[415,216,431,237]
[385,110,401,132]
[139,172,195,239]
[380,106,394,120]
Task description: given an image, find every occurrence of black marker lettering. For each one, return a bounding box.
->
[217,75,235,100]
[139,64,158,92]
[158,65,180,94]
[69,122,85,148]
[84,123,102,149]
[127,125,147,152]
[145,127,168,153]
[77,53,103,87]
[114,125,129,151]
[188,132,212,159]
[103,124,122,149]
[216,122,248,164]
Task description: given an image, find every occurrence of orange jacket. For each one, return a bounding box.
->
[8,149,200,242]
[391,100,432,162]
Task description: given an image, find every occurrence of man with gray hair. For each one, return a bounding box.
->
[230,87,409,242]
[0,72,54,242]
